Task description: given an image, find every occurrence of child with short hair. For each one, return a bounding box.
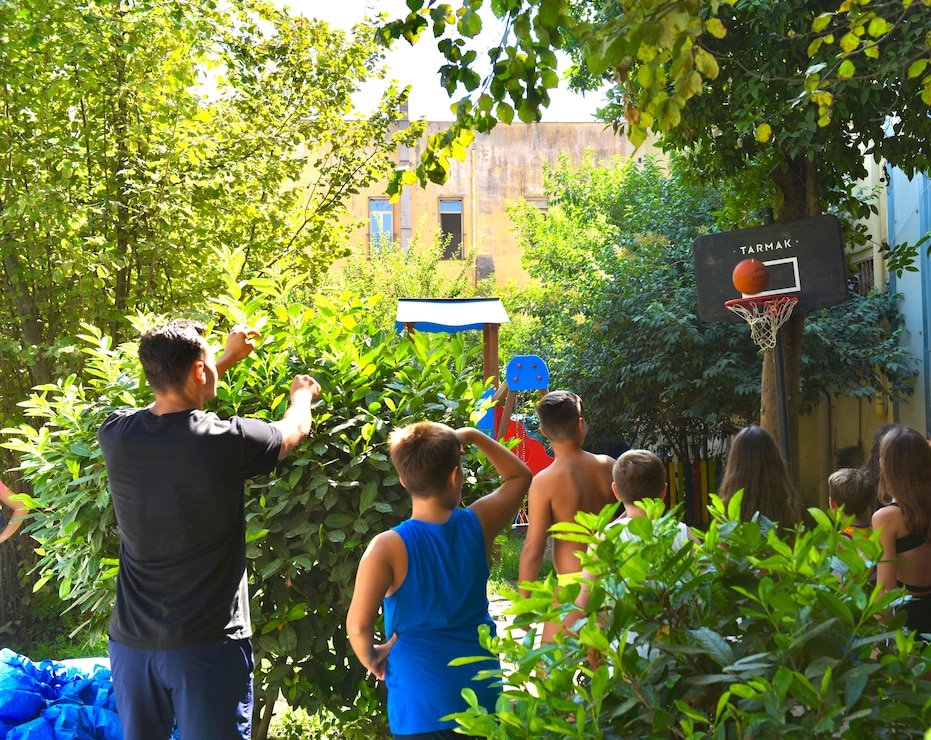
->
[567,450,691,628]
[346,422,532,738]
[517,391,615,643]
[609,449,691,548]
[828,467,872,539]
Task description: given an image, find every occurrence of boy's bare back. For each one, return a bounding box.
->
[518,448,616,594]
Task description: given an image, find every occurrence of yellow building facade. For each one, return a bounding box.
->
[343,119,641,286]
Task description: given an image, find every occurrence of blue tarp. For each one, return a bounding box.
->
[0,649,121,739]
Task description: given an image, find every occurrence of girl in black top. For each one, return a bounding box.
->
[872,426,931,638]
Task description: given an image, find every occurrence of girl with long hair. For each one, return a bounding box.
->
[860,423,901,518]
[873,425,931,636]
[718,425,802,527]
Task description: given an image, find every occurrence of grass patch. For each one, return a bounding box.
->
[2,591,108,661]
[488,528,553,599]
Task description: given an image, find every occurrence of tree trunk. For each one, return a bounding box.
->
[252,689,275,740]
[761,154,821,488]
[1,249,50,386]
[110,23,132,346]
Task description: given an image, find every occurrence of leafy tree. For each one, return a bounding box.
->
[803,0,931,112]
[451,498,931,738]
[0,0,418,426]
[0,0,421,637]
[330,231,496,336]
[379,0,733,189]
[503,154,760,456]
[503,156,915,459]
[380,0,931,474]
[801,288,916,414]
[4,253,498,738]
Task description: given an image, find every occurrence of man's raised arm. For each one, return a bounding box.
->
[272,375,320,459]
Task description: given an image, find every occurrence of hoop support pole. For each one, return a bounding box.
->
[774,326,792,476]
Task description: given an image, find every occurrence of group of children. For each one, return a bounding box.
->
[347,394,931,739]
[824,425,931,636]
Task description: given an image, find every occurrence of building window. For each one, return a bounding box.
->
[369,198,393,250]
[854,257,875,296]
[439,198,463,260]
[526,198,548,213]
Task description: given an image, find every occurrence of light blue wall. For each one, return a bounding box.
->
[886,167,931,434]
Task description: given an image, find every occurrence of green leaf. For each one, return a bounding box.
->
[866,17,892,38]
[246,527,269,544]
[705,18,726,39]
[812,13,832,32]
[688,627,735,666]
[908,59,928,79]
[839,32,860,53]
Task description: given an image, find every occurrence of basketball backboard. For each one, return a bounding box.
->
[691,214,849,322]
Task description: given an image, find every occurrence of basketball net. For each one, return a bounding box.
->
[725,295,798,351]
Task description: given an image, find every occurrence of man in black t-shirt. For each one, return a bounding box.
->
[98,319,320,740]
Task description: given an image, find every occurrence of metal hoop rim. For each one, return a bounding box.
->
[724,294,799,309]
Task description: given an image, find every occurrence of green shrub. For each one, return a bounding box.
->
[451,494,931,738]
[3,267,498,738]
[490,530,554,599]
[0,589,109,662]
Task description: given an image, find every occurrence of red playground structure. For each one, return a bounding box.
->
[396,299,554,525]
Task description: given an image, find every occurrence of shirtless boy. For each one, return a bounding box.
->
[517,390,616,642]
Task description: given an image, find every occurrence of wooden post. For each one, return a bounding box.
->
[496,391,517,441]
[483,322,499,388]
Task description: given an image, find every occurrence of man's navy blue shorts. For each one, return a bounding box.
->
[109,637,253,740]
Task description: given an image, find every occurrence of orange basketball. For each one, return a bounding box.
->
[732,258,770,295]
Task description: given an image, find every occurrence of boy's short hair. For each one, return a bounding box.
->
[828,467,872,518]
[613,449,666,505]
[138,319,208,394]
[389,421,461,497]
[536,391,584,442]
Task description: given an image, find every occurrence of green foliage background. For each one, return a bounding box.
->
[0,0,422,636]
[331,233,497,335]
[502,155,915,458]
[451,498,931,738]
[3,261,501,737]
[0,0,420,425]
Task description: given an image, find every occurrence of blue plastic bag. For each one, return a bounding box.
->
[0,650,121,739]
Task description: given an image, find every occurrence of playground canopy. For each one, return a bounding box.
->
[395,298,509,334]
[396,298,510,387]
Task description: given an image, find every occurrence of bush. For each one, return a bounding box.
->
[490,530,554,599]
[3,266,498,738]
[0,590,108,662]
[451,495,931,738]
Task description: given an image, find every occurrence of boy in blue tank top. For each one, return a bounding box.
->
[347,422,532,739]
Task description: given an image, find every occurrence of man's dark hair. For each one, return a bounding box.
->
[536,391,584,442]
[138,320,207,394]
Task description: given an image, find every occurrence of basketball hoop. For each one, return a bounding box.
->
[725,295,799,351]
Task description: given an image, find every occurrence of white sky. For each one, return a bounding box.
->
[280,0,605,121]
